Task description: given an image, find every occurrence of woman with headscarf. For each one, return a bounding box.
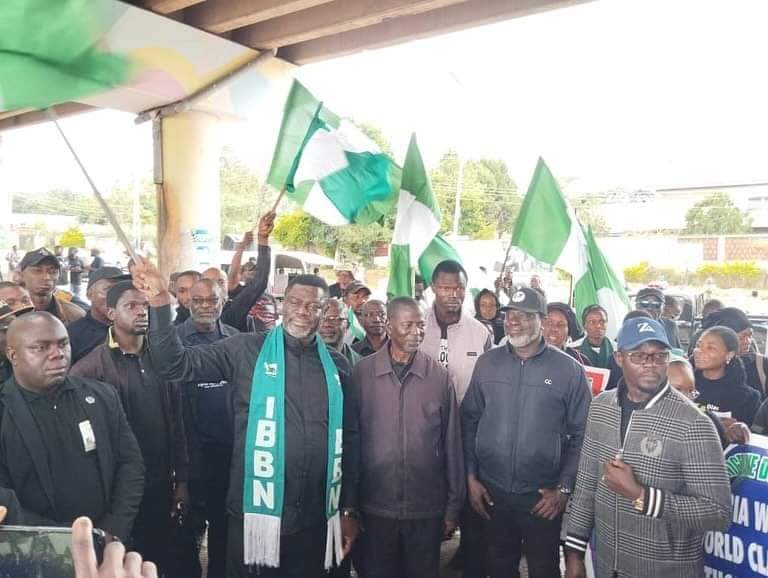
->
[543,302,588,364]
[693,325,761,425]
[474,288,505,344]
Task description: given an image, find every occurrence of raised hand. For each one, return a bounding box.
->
[130,255,169,305]
[257,211,276,243]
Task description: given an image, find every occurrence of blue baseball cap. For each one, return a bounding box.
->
[616,317,671,351]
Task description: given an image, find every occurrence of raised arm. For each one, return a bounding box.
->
[227,230,253,293]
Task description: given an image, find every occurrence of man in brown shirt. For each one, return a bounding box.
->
[349,297,465,578]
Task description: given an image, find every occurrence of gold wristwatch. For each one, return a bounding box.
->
[632,489,645,512]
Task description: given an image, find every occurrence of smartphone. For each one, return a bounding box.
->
[0,524,106,578]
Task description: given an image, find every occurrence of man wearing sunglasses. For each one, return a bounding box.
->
[634,286,681,349]
[565,317,731,578]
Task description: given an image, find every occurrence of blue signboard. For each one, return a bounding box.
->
[704,434,768,578]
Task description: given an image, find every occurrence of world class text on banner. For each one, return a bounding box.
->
[705,434,768,577]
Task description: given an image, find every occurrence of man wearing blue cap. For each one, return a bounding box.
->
[565,317,731,578]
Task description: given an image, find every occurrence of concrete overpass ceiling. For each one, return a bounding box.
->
[129,0,593,64]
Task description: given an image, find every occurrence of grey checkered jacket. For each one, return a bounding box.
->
[565,382,731,578]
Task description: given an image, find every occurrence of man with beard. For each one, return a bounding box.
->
[19,248,84,325]
[67,267,131,364]
[176,278,239,578]
[319,298,361,366]
[352,300,388,358]
[130,258,361,578]
[565,317,730,578]
[462,287,591,578]
[420,259,491,578]
[350,297,464,577]
[0,312,144,541]
[71,281,188,577]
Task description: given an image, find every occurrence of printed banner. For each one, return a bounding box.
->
[704,434,768,577]
[584,366,610,397]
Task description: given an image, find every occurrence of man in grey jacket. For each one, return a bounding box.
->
[565,317,731,578]
[462,287,591,578]
[350,297,464,578]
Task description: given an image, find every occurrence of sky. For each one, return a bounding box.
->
[2,0,768,197]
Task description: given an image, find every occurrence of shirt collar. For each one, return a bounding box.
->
[107,326,146,355]
[615,379,670,409]
[374,345,427,379]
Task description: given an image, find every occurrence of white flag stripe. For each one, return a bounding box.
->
[292,129,349,185]
[391,190,441,266]
[303,182,349,225]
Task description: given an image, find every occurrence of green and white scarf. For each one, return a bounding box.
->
[578,336,614,369]
[243,326,345,568]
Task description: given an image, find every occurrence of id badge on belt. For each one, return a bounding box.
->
[78,420,97,453]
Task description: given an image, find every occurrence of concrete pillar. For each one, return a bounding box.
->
[156,111,222,277]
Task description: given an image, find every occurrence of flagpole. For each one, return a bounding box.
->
[271,188,286,213]
[497,234,515,296]
[46,108,137,262]
[568,273,574,307]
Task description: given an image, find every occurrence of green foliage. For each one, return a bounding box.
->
[572,197,609,236]
[58,227,85,248]
[220,146,276,238]
[695,261,763,289]
[625,260,764,289]
[357,122,394,157]
[430,152,520,239]
[684,192,752,234]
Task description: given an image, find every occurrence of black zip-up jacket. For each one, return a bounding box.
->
[461,339,591,494]
[0,377,144,540]
[147,304,360,535]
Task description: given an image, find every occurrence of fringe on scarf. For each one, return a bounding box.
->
[324,511,343,569]
[244,512,281,567]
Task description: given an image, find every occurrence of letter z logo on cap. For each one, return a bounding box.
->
[637,322,655,333]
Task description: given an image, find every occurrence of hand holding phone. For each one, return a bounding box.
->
[71,517,157,578]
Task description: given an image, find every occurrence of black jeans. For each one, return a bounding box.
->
[460,499,488,578]
[226,517,328,578]
[359,514,442,578]
[485,491,562,578]
[199,444,233,578]
[132,484,175,577]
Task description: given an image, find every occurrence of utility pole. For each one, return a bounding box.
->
[452,155,463,236]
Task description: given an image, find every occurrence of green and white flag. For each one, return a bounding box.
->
[387,135,461,297]
[0,0,130,111]
[267,80,399,226]
[573,226,630,338]
[511,157,628,336]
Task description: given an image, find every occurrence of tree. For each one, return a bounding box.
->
[572,196,609,236]
[357,122,394,157]
[220,147,275,238]
[684,192,752,234]
[58,227,85,247]
[430,151,520,239]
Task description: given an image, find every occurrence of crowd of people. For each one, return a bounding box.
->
[0,214,762,578]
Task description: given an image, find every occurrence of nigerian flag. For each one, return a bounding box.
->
[512,157,628,336]
[0,0,130,111]
[573,226,630,338]
[267,80,399,225]
[387,135,461,297]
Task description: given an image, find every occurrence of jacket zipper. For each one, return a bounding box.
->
[510,358,525,491]
[613,409,635,572]
[399,376,407,519]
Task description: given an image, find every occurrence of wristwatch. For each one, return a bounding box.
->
[633,490,645,512]
[558,485,573,496]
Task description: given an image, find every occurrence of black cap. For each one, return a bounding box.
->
[345,280,371,296]
[87,266,130,289]
[636,287,665,304]
[701,307,751,333]
[501,287,546,315]
[106,280,140,308]
[19,248,60,271]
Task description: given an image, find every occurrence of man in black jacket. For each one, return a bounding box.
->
[462,287,591,578]
[132,259,361,578]
[71,281,188,576]
[0,312,144,541]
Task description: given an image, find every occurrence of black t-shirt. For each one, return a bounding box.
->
[19,383,106,524]
[619,388,648,442]
[68,257,84,285]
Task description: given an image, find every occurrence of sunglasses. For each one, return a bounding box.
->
[637,300,662,309]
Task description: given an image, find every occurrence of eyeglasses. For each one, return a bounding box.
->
[191,297,221,306]
[322,315,345,324]
[285,297,323,315]
[505,310,537,322]
[623,351,670,365]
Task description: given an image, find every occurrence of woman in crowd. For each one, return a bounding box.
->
[576,305,613,369]
[474,288,505,344]
[693,325,761,425]
[668,355,750,447]
[543,302,588,364]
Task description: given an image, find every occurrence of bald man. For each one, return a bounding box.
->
[0,312,144,540]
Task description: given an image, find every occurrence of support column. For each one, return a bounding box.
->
[156,111,222,277]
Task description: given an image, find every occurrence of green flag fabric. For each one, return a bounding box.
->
[0,0,130,111]
[267,80,399,226]
[243,326,344,568]
[387,135,461,297]
[512,157,628,337]
[573,226,630,338]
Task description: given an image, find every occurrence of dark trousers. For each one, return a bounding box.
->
[485,492,562,578]
[199,444,232,578]
[460,500,488,578]
[359,514,442,578]
[132,484,174,577]
[226,516,328,578]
